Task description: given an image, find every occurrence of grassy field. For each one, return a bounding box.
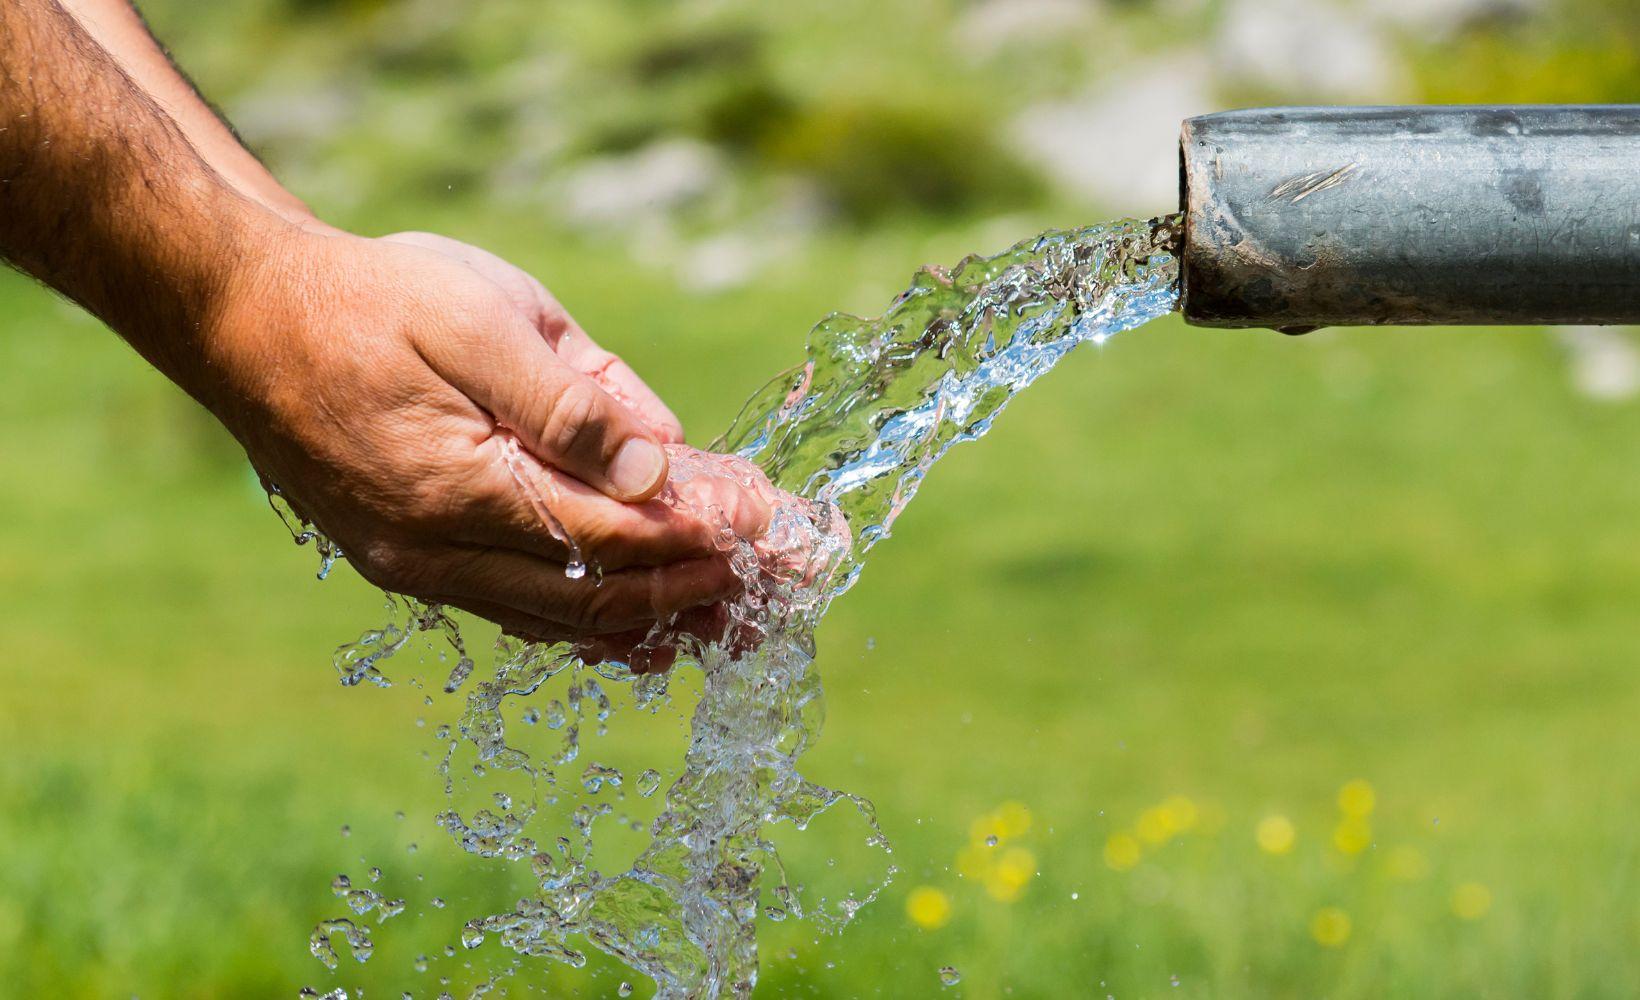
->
[2,195,1639,998]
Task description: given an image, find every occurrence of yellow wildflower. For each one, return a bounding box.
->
[1255,814,1296,855]
[1104,832,1141,872]
[1451,882,1492,920]
[1310,906,1352,947]
[969,812,1009,846]
[1161,795,1199,833]
[994,801,1033,839]
[1383,845,1429,881]
[983,847,1036,903]
[1337,779,1376,818]
[906,886,952,930]
[1332,817,1373,855]
[1136,806,1174,844]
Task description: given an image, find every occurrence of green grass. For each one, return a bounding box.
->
[3,205,1640,999]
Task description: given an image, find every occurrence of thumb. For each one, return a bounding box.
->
[518,368,670,502]
[420,305,670,503]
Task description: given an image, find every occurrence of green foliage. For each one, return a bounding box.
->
[8,0,1640,995]
[1406,3,1640,104]
[761,101,1042,221]
[6,208,1640,996]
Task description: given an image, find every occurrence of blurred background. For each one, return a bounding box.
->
[3,0,1640,996]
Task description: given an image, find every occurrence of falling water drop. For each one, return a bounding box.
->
[306,217,1183,996]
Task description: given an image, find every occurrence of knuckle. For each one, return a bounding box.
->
[539,382,608,465]
[354,540,424,593]
[563,579,606,633]
[560,509,624,561]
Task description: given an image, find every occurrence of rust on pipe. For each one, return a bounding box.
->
[1179,106,1640,330]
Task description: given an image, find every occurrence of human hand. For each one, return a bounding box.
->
[193,221,771,649]
[377,231,685,442]
[577,447,853,674]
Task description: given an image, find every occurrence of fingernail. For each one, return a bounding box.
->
[608,438,666,498]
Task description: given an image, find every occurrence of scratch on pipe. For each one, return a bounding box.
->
[1268,163,1359,204]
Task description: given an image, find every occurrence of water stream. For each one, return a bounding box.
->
[299,214,1181,998]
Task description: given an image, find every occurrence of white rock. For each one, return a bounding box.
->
[953,0,1099,58]
[557,139,725,230]
[1214,0,1408,100]
[676,231,765,293]
[1554,326,1640,402]
[1006,57,1215,210]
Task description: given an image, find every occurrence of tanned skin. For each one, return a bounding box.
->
[0,0,770,658]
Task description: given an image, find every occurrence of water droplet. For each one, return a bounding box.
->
[310,217,1180,997]
[985,835,998,847]
[582,763,623,793]
[939,965,962,987]
[618,984,634,997]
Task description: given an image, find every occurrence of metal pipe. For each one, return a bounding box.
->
[1179,106,1640,331]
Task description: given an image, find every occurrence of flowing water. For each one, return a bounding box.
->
[298,214,1181,998]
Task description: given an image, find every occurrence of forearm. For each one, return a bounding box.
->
[0,0,271,396]
[56,0,314,223]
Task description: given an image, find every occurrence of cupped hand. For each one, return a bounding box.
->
[573,447,853,674]
[378,231,685,443]
[195,221,770,645]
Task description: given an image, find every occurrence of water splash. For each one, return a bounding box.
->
[301,216,1180,997]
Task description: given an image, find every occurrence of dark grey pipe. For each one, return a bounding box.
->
[1179,106,1640,330]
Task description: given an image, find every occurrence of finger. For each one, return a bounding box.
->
[458,443,770,570]
[573,601,739,673]
[385,232,685,443]
[574,633,679,675]
[537,299,684,443]
[447,596,572,647]
[558,333,687,444]
[440,547,741,635]
[414,302,671,502]
[439,609,683,674]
